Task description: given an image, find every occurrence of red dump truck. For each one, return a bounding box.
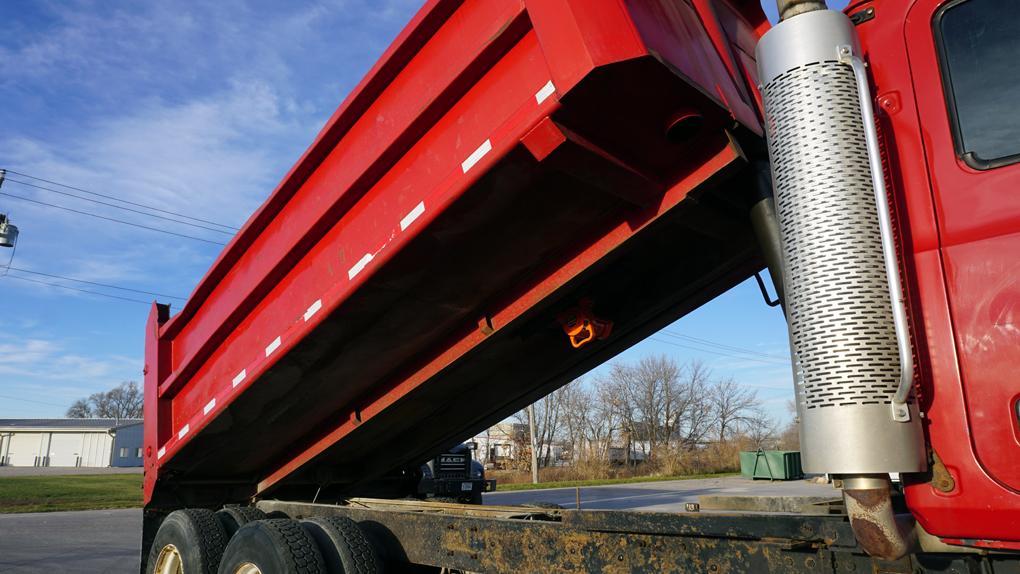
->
[141,0,1020,572]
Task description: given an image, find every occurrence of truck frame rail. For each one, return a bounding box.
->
[256,499,1007,573]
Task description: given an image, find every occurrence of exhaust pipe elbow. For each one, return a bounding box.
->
[842,475,918,561]
[776,0,828,21]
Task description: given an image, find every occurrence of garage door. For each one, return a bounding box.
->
[80,432,112,467]
[48,433,83,467]
[8,433,44,466]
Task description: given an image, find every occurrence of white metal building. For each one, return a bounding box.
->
[0,419,144,468]
[472,422,526,468]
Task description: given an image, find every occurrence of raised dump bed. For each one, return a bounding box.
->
[143,0,769,509]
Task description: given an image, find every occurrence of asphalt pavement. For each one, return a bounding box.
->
[0,477,834,573]
[0,509,141,574]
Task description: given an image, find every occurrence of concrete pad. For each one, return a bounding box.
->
[484,476,838,513]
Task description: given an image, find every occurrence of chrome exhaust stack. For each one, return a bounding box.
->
[755,7,926,560]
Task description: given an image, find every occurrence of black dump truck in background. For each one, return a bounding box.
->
[417,442,494,505]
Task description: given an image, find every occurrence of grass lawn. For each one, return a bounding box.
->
[0,474,143,513]
[494,472,738,492]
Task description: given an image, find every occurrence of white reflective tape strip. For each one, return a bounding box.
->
[203,398,216,415]
[461,139,492,174]
[265,336,282,357]
[303,299,322,321]
[347,253,374,280]
[400,201,425,231]
[535,80,556,104]
[232,369,247,387]
[157,446,166,460]
[178,424,190,440]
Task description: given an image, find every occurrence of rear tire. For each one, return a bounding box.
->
[146,508,229,574]
[217,519,326,574]
[302,516,383,574]
[216,507,267,537]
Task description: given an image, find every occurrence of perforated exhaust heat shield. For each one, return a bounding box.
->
[756,10,925,474]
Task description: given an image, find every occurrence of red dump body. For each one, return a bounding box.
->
[144,0,1020,552]
[144,0,769,504]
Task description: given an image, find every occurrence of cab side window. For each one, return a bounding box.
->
[936,0,1020,169]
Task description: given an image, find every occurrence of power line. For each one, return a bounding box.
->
[4,177,234,235]
[3,169,240,231]
[648,336,790,366]
[659,330,788,361]
[1,274,153,305]
[7,267,186,300]
[0,191,227,246]
[0,394,68,408]
[660,331,787,360]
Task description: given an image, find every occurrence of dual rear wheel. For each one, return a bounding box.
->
[147,508,382,574]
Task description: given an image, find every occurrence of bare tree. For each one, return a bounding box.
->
[553,379,592,462]
[778,399,800,450]
[66,381,143,419]
[672,360,715,449]
[583,357,742,462]
[555,379,623,464]
[539,386,565,466]
[743,408,779,449]
[599,364,638,462]
[625,355,682,460]
[529,357,767,473]
[514,385,565,468]
[66,399,93,418]
[589,376,625,462]
[592,355,734,462]
[710,378,757,442]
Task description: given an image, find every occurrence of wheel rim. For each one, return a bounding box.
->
[233,563,262,574]
[154,544,183,574]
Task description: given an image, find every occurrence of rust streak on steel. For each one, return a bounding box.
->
[842,476,917,561]
[257,499,893,573]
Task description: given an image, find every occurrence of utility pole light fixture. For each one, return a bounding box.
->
[0,170,19,251]
[0,214,18,248]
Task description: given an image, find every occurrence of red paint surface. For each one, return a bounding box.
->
[851,0,1020,545]
[144,0,1020,549]
[145,0,763,504]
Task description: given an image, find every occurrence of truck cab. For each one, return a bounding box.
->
[417,442,494,504]
[844,0,1020,548]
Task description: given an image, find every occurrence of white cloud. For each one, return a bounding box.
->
[0,71,320,305]
[0,1,424,296]
[4,78,299,225]
[0,0,425,415]
[0,335,139,399]
[0,338,58,366]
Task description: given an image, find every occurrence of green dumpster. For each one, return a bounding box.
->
[739,449,804,480]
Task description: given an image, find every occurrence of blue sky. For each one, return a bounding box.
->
[0,0,846,422]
